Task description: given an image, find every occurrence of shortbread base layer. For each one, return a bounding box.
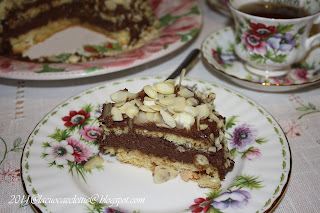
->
[102,147,221,190]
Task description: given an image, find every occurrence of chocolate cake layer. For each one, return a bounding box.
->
[100,114,222,144]
[98,132,234,179]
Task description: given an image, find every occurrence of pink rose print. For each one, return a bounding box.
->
[79,125,102,141]
[66,138,92,163]
[242,32,267,53]
[292,68,309,82]
[0,57,42,73]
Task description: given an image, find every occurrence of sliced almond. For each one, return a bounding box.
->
[208,146,217,153]
[149,104,163,111]
[210,133,214,141]
[133,111,148,125]
[165,79,176,86]
[154,165,178,183]
[160,109,176,128]
[173,97,187,112]
[180,170,193,182]
[167,106,176,114]
[125,105,139,119]
[196,104,210,120]
[165,94,176,98]
[153,82,174,95]
[139,105,156,112]
[143,85,158,99]
[194,154,209,170]
[143,97,156,106]
[111,107,123,121]
[114,101,127,107]
[154,112,164,124]
[173,112,195,130]
[178,68,186,88]
[153,169,170,184]
[145,112,155,122]
[187,97,198,106]
[130,99,143,107]
[101,103,112,119]
[177,146,186,152]
[84,156,104,171]
[118,102,133,114]
[184,105,199,117]
[215,137,220,146]
[178,88,194,98]
[199,124,208,130]
[159,97,175,106]
[110,91,128,103]
[127,92,138,100]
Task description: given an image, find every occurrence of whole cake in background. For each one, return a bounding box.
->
[0,0,159,63]
[97,75,235,189]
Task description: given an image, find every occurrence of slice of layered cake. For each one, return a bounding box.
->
[0,0,158,62]
[98,77,234,189]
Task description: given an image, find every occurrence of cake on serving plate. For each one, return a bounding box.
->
[0,0,159,62]
[97,75,234,189]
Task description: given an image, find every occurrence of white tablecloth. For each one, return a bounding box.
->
[0,1,319,212]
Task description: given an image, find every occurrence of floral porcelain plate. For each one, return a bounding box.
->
[0,0,202,80]
[202,27,320,92]
[21,76,291,213]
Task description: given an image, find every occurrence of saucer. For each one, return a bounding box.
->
[201,27,320,92]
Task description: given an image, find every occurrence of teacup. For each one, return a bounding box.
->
[228,0,320,77]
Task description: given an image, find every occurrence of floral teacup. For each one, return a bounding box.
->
[228,0,320,77]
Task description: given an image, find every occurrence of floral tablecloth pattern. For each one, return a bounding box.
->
[1,1,320,213]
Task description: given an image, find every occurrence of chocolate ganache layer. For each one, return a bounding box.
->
[98,130,234,179]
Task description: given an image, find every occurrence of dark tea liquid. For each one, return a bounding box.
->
[238,2,310,19]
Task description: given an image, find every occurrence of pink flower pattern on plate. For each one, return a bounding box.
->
[242,148,261,161]
[66,138,92,163]
[79,125,102,141]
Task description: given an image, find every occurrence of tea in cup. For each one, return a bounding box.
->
[228,0,320,77]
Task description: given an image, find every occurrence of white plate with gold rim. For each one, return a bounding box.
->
[21,76,291,213]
